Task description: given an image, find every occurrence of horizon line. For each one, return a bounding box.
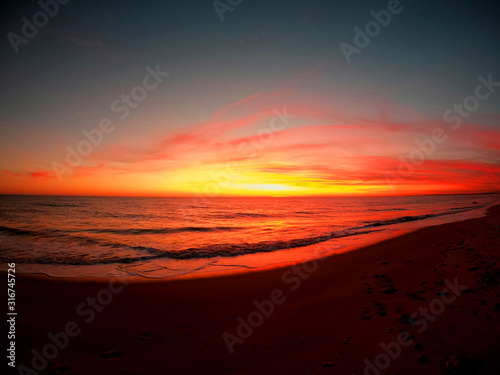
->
[0,191,499,199]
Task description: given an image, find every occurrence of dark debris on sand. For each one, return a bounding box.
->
[441,354,483,375]
[322,361,335,368]
[381,287,398,294]
[478,267,500,288]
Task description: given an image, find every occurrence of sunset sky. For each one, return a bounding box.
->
[1,0,499,196]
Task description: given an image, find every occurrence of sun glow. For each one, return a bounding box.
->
[239,183,302,192]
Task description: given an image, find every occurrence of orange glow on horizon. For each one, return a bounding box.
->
[1,91,499,198]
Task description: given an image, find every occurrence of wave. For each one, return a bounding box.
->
[0,228,380,265]
[234,212,269,217]
[366,208,408,212]
[0,225,242,238]
[359,204,486,228]
[360,213,437,228]
[89,212,153,220]
[34,203,85,207]
[0,226,43,237]
[78,226,243,235]
[210,212,270,219]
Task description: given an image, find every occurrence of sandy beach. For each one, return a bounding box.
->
[9,205,500,375]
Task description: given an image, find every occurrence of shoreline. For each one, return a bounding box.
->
[8,200,496,282]
[10,205,500,374]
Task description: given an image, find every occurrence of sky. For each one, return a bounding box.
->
[0,0,499,197]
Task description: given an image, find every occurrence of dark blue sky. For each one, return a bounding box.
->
[1,0,499,121]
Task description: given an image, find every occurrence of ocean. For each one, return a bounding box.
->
[0,194,498,279]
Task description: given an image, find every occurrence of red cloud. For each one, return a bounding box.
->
[29,171,56,180]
